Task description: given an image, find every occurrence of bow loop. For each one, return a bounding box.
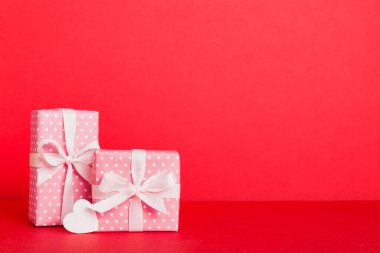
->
[98,173,133,193]
[140,169,178,193]
[37,139,67,167]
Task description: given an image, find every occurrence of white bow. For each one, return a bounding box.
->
[91,149,180,231]
[29,109,99,220]
[30,139,99,185]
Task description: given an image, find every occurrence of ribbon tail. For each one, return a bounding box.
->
[61,164,74,223]
[91,191,133,213]
[73,162,92,183]
[129,198,143,232]
[137,192,168,214]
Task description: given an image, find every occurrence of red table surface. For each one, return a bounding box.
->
[1,200,380,253]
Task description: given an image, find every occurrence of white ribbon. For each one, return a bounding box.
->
[91,149,180,232]
[29,109,100,221]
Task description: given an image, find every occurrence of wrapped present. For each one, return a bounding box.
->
[29,109,100,226]
[63,149,180,233]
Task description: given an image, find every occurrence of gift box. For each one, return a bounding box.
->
[29,109,99,226]
[63,149,180,233]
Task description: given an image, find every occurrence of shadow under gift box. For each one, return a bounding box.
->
[92,150,181,232]
[29,109,99,226]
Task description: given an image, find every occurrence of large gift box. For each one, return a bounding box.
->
[63,149,180,233]
[29,109,99,226]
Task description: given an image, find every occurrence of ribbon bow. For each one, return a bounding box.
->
[91,149,180,231]
[29,109,99,220]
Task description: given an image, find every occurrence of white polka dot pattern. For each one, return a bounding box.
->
[28,109,99,226]
[93,150,180,232]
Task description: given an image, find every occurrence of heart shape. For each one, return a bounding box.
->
[63,199,99,234]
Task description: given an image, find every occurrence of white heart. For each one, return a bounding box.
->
[63,199,99,234]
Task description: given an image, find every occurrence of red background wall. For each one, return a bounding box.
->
[0,0,379,201]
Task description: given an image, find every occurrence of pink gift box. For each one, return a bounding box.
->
[92,149,181,232]
[28,109,99,226]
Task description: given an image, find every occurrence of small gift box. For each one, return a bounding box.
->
[63,149,180,233]
[29,109,99,226]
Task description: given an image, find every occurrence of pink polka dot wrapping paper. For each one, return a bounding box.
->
[92,150,180,232]
[29,109,99,226]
